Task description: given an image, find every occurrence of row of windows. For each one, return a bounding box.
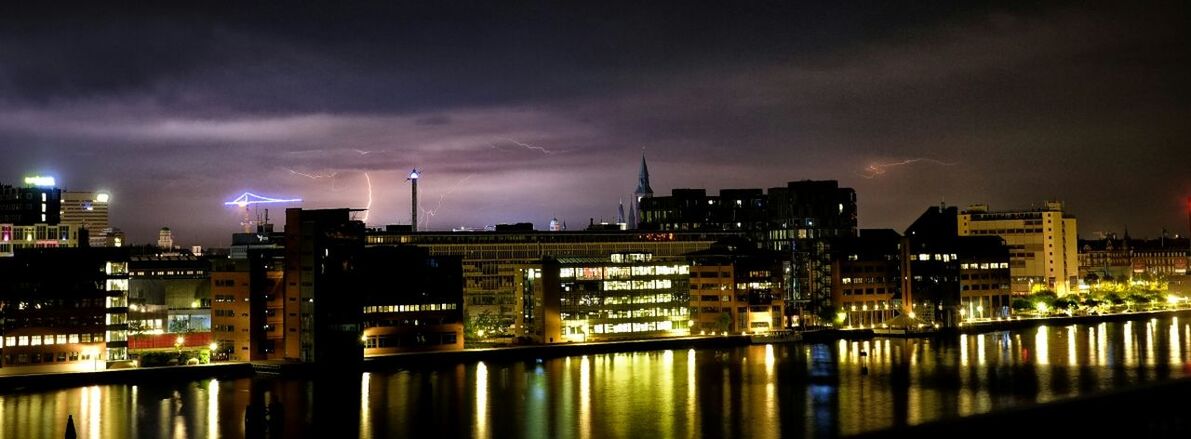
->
[213,295,237,303]
[842,287,888,296]
[841,277,893,284]
[560,265,689,280]
[2,333,104,347]
[363,303,459,314]
[603,279,675,291]
[213,309,236,317]
[363,332,458,348]
[962,284,1009,291]
[4,351,98,365]
[133,270,205,277]
[962,262,1011,270]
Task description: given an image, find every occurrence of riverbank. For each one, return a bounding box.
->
[0,362,253,392]
[6,308,1191,389]
[955,307,1191,333]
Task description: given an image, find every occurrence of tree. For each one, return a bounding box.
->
[1011,298,1032,312]
[715,312,732,333]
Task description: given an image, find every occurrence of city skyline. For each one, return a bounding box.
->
[2,2,1189,246]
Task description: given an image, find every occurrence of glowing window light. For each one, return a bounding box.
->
[96,193,110,203]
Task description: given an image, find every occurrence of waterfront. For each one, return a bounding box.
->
[4,314,1191,438]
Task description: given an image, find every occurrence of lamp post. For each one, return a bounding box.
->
[209,342,219,362]
[175,336,184,364]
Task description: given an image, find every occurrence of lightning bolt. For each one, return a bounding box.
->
[496,138,553,155]
[419,174,475,229]
[285,168,338,180]
[857,158,957,179]
[362,172,373,223]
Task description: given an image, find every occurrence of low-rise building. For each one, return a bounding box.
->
[686,239,786,334]
[358,246,464,354]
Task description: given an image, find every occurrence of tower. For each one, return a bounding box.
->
[631,153,653,229]
[408,169,420,232]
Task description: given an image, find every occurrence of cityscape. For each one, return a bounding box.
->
[2,2,1190,439]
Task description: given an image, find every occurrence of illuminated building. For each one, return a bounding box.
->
[367,229,732,340]
[158,227,175,250]
[60,191,112,247]
[958,202,1078,295]
[827,230,903,328]
[0,223,82,257]
[521,252,691,343]
[211,248,285,361]
[906,205,1012,326]
[0,248,129,372]
[127,255,211,335]
[284,208,366,366]
[1,178,61,225]
[1078,233,1133,283]
[686,239,786,334]
[639,180,857,326]
[358,246,464,354]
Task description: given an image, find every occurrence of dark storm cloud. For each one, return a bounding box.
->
[1,1,1188,246]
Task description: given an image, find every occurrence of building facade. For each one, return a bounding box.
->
[522,252,691,343]
[687,240,786,334]
[366,230,730,340]
[358,246,464,354]
[284,208,366,367]
[0,248,129,372]
[907,205,1012,326]
[60,191,112,248]
[1,180,61,225]
[958,202,1078,295]
[828,230,903,328]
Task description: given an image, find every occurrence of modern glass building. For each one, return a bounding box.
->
[522,252,691,343]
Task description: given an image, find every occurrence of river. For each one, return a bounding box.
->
[4,314,1190,438]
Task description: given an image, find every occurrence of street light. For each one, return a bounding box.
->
[175,336,185,364]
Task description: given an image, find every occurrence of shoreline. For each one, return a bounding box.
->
[4,308,1190,391]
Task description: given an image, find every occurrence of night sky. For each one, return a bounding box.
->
[2,2,1188,247]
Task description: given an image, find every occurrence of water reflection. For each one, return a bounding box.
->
[4,315,1191,438]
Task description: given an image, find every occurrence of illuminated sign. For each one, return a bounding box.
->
[23,176,56,187]
[96,193,110,203]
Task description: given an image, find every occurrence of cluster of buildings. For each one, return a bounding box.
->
[0,162,1188,373]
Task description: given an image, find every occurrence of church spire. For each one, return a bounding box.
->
[634,152,653,198]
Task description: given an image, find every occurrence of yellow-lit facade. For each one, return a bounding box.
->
[958,202,1078,295]
[689,263,784,335]
[0,223,81,257]
[523,253,692,343]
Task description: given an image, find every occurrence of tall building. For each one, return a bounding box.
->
[211,248,285,361]
[284,208,366,366]
[958,202,1078,295]
[521,251,691,343]
[639,179,857,326]
[0,248,130,372]
[0,179,61,225]
[158,227,175,250]
[60,191,111,247]
[686,239,786,334]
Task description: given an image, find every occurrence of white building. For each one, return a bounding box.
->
[958,201,1079,295]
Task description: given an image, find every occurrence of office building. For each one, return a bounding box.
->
[0,223,83,257]
[358,246,464,354]
[367,229,731,340]
[827,230,903,328]
[1,179,61,225]
[158,227,175,250]
[60,191,112,247]
[127,255,211,334]
[521,252,691,343]
[958,201,1078,295]
[0,248,130,372]
[211,248,285,361]
[906,205,1012,326]
[686,239,786,334]
[284,208,366,366]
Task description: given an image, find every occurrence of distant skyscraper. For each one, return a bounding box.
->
[61,191,112,247]
[158,227,174,250]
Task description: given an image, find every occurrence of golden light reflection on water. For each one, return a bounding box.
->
[208,379,219,439]
[474,361,488,439]
[7,316,1191,438]
[359,373,370,439]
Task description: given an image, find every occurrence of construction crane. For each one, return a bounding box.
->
[224,192,302,233]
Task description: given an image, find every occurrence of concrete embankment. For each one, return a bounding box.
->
[0,362,254,392]
[956,308,1191,333]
